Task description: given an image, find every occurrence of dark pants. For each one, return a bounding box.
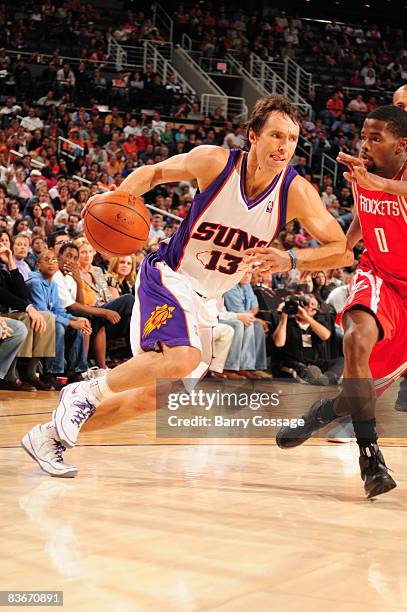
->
[44,322,88,374]
[101,294,135,346]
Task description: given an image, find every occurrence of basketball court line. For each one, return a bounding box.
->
[3,442,407,449]
[0,411,52,418]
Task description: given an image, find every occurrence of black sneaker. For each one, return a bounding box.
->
[40,373,64,391]
[359,444,397,499]
[276,398,338,449]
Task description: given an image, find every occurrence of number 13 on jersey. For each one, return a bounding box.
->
[204,250,243,274]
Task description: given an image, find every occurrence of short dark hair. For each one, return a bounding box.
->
[246,94,300,141]
[59,241,79,256]
[47,230,69,248]
[367,105,407,138]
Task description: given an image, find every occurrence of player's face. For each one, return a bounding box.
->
[359,119,406,171]
[393,90,407,112]
[249,112,300,172]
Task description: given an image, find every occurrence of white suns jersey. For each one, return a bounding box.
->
[157,148,298,298]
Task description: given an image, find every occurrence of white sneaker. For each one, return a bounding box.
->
[21,424,77,478]
[53,381,97,448]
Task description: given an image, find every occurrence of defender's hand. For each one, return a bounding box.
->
[337,152,386,191]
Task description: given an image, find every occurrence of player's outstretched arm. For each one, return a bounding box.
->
[338,152,407,195]
[245,176,353,272]
[119,145,228,196]
[287,177,354,270]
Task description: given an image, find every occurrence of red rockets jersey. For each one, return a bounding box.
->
[351,161,407,297]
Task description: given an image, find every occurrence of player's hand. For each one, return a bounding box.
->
[244,247,292,273]
[27,306,47,333]
[236,312,255,326]
[81,184,117,219]
[102,309,121,324]
[337,152,386,191]
[70,317,92,334]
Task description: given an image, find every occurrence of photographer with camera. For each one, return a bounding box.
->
[271,293,343,384]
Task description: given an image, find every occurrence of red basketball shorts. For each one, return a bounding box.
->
[339,261,407,396]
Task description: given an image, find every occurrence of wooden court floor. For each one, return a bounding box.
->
[1,381,407,611]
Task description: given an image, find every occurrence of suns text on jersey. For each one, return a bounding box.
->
[191,221,269,252]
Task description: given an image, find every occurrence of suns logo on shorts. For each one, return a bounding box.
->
[143,304,175,337]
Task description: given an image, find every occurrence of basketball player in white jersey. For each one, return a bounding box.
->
[22,94,353,477]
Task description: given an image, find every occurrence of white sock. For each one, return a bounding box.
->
[86,375,115,405]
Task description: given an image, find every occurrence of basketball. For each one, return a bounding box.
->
[83,190,151,256]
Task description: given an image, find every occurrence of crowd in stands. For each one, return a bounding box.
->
[0,0,392,391]
[174,2,405,93]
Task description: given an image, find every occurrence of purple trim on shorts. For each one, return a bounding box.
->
[137,252,191,352]
[276,166,298,233]
[158,148,241,270]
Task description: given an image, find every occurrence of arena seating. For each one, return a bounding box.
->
[1,0,398,385]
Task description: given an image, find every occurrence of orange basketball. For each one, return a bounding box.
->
[83,190,150,257]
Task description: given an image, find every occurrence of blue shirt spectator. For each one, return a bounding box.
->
[224,278,259,313]
[26,271,73,327]
[26,251,91,386]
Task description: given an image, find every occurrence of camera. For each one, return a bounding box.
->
[282,294,311,316]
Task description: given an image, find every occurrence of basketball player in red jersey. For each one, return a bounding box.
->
[276,105,407,499]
